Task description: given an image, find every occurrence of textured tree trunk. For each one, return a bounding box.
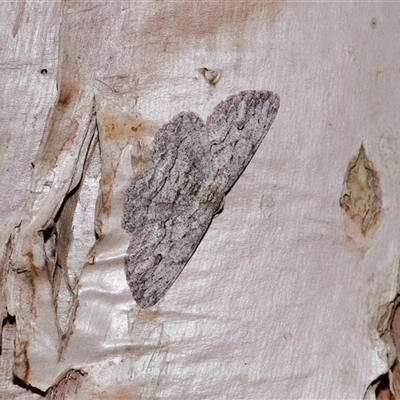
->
[1,1,400,399]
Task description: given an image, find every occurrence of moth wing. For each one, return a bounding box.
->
[207,90,280,191]
[124,91,280,308]
[126,209,215,308]
[124,112,221,308]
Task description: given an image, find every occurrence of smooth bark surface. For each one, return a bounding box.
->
[1,2,400,399]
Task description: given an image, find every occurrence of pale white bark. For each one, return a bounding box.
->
[1,1,400,399]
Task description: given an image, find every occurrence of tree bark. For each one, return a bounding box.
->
[1,1,400,399]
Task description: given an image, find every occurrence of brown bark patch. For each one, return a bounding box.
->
[45,369,87,400]
[340,144,382,240]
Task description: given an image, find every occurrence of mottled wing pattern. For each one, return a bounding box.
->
[123,91,280,308]
[208,91,280,191]
[123,113,222,307]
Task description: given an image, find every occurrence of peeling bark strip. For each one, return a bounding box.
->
[340,144,382,236]
[123,91,280,308]
[45,369,87,400]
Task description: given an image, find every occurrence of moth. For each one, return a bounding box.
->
[123,90,280,307]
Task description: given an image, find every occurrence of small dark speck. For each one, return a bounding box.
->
[41,69,48,75]
[371,18,377,29]
[31,162,35,168]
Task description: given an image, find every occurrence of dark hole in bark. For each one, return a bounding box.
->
[1,314,15,327]
[374,373,394,400]
[13,375,47,396]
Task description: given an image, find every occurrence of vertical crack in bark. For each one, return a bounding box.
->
[0,237,13,344]
[52,133,99,356]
